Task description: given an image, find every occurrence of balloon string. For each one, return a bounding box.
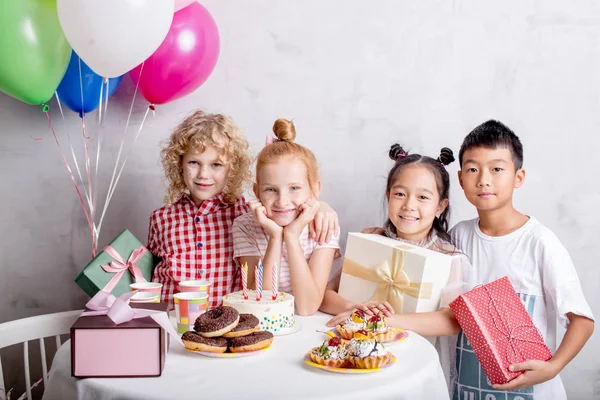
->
[66,118,93,211]
[103,78,110,121]
[78,56,86,124]
[98,77,104,124]
[92,79,107,236]
[78,57,94,222]
[53,95,94,213]
[81,116,94,219]
[95,63,144,247]
[93,119,102,237]
[96,106,151,237]
[46,111,96,257]
[54,92,65,120]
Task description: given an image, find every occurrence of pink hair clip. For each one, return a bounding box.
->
[265,135,277,146]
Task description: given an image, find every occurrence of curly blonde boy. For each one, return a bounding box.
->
[148,111,254,308]
[161,110,252,205]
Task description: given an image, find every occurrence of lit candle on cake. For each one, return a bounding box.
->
[272,263,278,300]
[255,261,263,301]
[242,262,248,300]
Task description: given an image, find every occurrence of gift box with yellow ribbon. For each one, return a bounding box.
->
[338,233,454,314]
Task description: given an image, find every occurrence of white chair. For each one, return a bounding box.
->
[0,310,82,400]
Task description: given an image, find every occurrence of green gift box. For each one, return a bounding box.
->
[75,229,157,298]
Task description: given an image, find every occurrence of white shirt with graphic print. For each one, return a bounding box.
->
[450,217,594,400]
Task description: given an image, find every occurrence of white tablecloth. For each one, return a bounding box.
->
[43,312,449,400]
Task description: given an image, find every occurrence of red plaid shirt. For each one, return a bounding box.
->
[147,193,250,308]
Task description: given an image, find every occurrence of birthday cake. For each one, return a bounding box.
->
[222,290,295,335]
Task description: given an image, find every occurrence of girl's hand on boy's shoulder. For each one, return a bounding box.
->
[492,359,559,390]
[249,200,282,239]
[284,200,320,240]
[310,201,340,245]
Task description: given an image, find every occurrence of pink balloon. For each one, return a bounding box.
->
[174,0,195,12]
[129,2,219,105]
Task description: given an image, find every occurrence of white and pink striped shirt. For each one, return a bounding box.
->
[231,212,341,293]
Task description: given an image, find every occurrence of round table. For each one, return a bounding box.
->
[42,312,450,400]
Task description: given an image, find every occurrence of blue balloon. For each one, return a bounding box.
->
[56,51,123,117]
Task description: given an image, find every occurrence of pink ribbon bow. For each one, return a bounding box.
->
[100,246,148,293]
[265,135,277,145]
[81,290,181,342]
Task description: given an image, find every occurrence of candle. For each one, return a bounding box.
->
[242,262,248,300]
[255,261,263,301]
[272,263,278,300]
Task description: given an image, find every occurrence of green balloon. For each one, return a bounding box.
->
[0,0,71,105]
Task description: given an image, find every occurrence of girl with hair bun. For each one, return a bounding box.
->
[232,119,341,316]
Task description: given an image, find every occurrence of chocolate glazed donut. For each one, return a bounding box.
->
[223,314,260,338]
[181,331,228,353]
[195,306,240,337]
[228,331,274,353]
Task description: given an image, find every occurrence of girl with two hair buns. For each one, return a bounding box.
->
[323,143,471,392]
[232,119,342,316]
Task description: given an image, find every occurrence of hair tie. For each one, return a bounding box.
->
[389,143,408,161]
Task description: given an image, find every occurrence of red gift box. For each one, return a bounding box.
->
[449,276,552,385]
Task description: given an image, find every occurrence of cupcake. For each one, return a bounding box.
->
[309,336,350,368]
[365,313,396,342]
[348,330,392,369]
[336,310,367,340]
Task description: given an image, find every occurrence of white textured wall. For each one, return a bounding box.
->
[1,0,599,398]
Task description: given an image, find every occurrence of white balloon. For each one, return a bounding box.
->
[57,0,175,78]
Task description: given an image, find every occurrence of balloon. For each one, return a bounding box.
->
[129,2,220,105]
[57,0,174,78]
[175,0,195,11]
[56,51,123,117]
[0,0,71,105]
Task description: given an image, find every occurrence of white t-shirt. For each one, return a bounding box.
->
[450,217,594,400]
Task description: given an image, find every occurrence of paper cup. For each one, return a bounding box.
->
[174,292,209,334]
[178,280,212,294]
[129,282,163,293]
[130,291,160,304]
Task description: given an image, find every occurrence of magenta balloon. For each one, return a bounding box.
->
[129,2,219,105]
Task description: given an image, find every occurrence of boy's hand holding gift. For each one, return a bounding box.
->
[492,359,559,390]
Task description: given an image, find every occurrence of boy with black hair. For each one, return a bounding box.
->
[450,119,594,399]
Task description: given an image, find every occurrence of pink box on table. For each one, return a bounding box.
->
[70,303,169,378]
[449,276,552,385]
